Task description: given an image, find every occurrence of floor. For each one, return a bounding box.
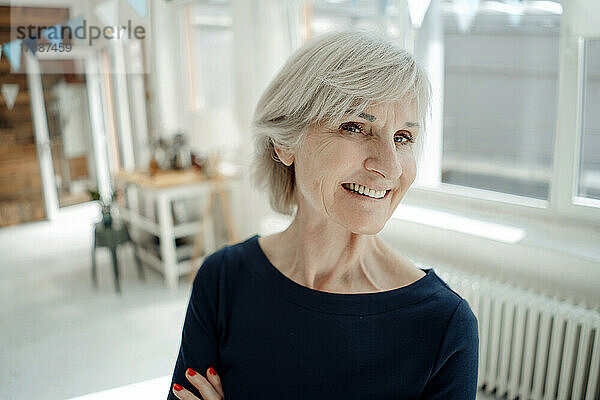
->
[0,203,190,400]
[0,202,497,400]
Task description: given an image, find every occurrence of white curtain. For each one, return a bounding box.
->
[228,0,304,236]
[231,0,303,138]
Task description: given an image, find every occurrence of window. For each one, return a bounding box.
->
[307,0,405,41]
[579,38,600,201]
[183,1,234,112]
[309,1,382,37]
[179,0,242,156]
[441,3,561,200]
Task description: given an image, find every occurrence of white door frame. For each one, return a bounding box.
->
[25,47,112,218]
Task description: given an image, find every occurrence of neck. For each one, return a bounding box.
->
[272,206,387,292]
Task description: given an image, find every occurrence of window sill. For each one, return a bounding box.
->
[391,200,600,265]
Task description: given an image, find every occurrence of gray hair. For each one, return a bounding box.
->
[251,30,431,215]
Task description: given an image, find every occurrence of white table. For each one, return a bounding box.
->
[114,169,238,289]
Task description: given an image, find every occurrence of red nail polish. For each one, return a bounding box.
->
[187,368,197,376]
[173,384,183,391]
[208,367,217,376]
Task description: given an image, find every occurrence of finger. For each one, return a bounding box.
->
[172,383,201,400]
[186,368,222,400]
[206,367,225,398]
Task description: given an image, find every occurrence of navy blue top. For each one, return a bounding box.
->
[167,234,478,399]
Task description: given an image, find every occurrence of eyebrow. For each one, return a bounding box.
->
[357,113,420,128]
[347,110,419,128]
[357,112,376,122]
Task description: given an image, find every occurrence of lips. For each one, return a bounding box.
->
[342,182,390,192]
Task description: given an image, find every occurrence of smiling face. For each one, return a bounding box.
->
[277,101,419,234]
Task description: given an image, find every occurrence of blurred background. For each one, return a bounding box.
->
[0,0,599,399]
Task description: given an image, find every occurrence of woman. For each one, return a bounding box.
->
[168,31,479,400]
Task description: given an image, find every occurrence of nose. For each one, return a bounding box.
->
[363,138,402,180]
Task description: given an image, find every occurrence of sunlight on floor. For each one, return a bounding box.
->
[67,375,171,400]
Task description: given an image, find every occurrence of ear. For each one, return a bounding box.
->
[274,145,295,167]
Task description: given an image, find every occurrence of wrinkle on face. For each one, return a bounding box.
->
[263,101,421,293]
[296,125,342,221]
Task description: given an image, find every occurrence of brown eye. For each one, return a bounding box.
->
[340,122,364,134]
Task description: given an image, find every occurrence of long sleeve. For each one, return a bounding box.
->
[420,298,479,400]
[166,251,223,400]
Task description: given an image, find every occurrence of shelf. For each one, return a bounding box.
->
[137,244,207,278]
[119,206,205,239]
[173,221,204,238]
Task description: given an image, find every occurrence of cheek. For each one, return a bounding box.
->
[294,139,344,196]
[398,152,417,189]
[322,140,370,178]
[303,137,354,174]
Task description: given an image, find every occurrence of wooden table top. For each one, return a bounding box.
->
[114,168,216,190]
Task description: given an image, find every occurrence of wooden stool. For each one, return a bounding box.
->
[91,222,145,293]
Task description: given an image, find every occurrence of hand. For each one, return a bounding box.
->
[172,367,224,400]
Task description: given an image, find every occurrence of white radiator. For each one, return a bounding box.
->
[434,267,600,400]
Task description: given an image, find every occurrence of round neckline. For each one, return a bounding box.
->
[245,234,443,315]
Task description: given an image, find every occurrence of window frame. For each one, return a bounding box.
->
[549,33,600,223]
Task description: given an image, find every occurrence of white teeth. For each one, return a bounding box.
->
[343,183,387,199]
